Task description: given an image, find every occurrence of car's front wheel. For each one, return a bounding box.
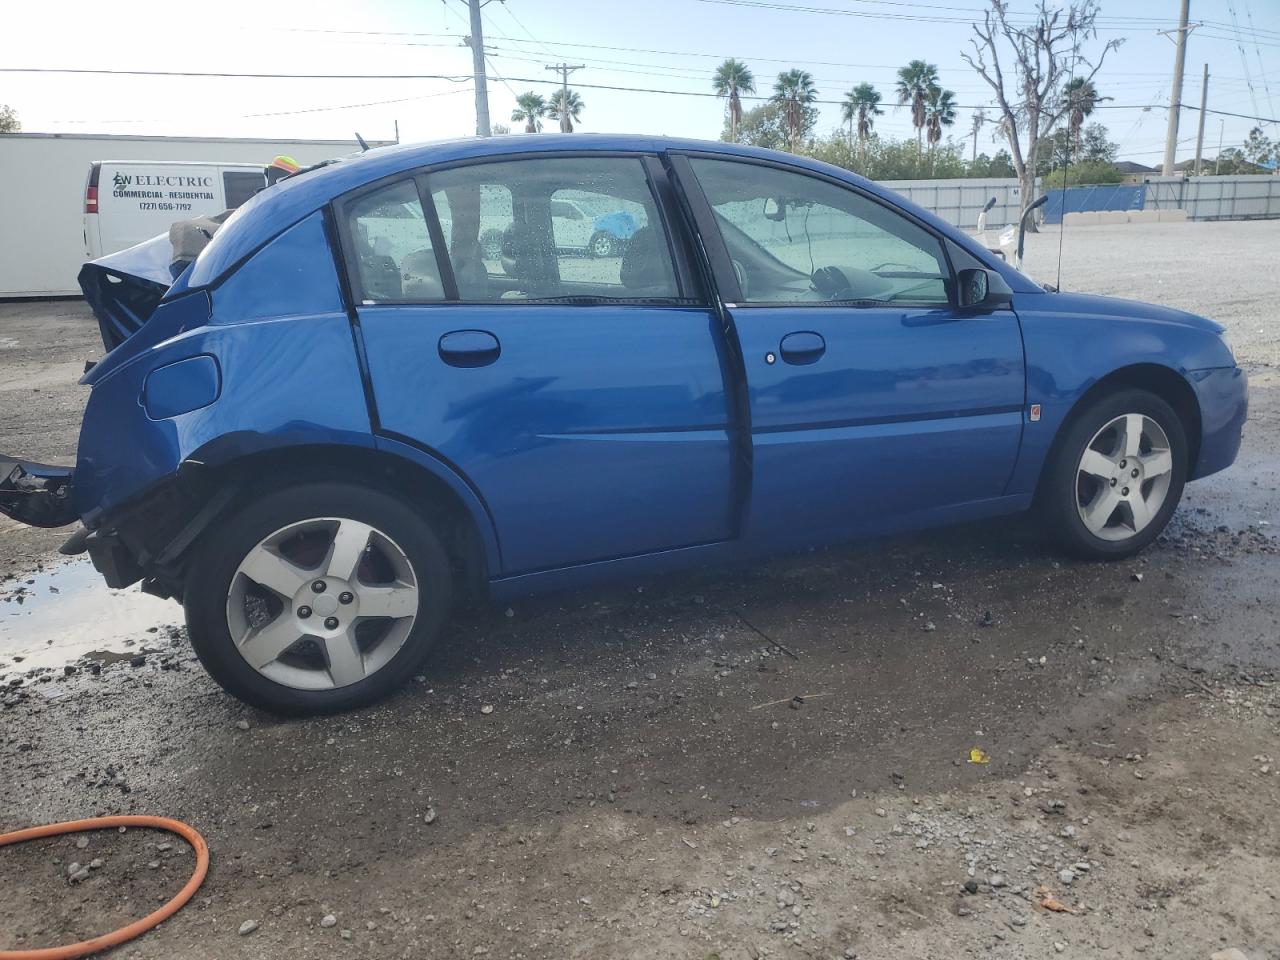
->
[185,483,451,714]
[1040,388,1188,560]
[588,230,617,258]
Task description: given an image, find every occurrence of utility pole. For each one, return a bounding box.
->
[970,109,986,165]
[467,0,492,137]
[545,62,585,132]
[1215,119,1224,174]
[1193,63,1209,176]
[1160,0,1193,177]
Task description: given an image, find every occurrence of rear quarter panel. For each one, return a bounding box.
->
[74,212,372,522]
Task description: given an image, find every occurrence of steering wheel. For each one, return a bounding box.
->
[810,266,857,301]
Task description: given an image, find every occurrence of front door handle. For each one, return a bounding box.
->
[779,331,826,365]
[438,330,501,368]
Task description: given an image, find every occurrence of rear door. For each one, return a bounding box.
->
[672,155,1026,547]
[342,154,737,575]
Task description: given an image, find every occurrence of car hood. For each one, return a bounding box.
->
[1029,289,1224,335]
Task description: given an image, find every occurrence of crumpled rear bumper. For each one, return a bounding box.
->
[0,458,78,528]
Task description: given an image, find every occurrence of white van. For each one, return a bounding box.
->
[83,160,267,260]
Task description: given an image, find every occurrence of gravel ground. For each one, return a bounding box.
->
[1,220,1278,959]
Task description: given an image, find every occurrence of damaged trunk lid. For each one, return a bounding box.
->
[78,211,231,351]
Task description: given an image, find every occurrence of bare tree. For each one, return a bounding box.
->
[0,104,20,134]
[962,0,1121,228]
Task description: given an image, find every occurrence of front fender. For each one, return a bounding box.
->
[1006,292,1236,496]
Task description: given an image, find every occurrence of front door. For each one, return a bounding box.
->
[342,156,735,575]
[675,155,1026,548]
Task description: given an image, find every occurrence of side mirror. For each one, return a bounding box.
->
[763,196,786,221]
[957,268,1013,310]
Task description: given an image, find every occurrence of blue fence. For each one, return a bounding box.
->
[1042,185,1145,224]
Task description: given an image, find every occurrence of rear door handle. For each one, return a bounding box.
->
[438,330,501,368]
[779,331,826,365]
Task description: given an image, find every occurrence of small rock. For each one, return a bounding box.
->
[66,862,83,878]
[963,880,979,894]
[88,858,104,870]
[989,874,1007,888]
[75,837,90,850]
[1058,868,1076,885]
[340,929,352,940]
[922,621,937,632]
[129,655,146,668]
[235,719,250,731]
[424,806,438,825]
[68,866,90,883]
[238,920,259,936]
[320,914,338,928]
[1210,950,1251,960]
[480,705,494,715]
[1055,943,1066,954]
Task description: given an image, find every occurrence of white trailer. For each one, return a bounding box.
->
[0,133,391,298]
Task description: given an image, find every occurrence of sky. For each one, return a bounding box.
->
[3,0,1278,166]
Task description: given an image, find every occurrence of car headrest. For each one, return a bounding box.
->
[620,225,668,292]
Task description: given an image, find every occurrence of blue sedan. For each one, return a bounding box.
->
[0,135,1247,714]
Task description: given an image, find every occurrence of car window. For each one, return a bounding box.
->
[427,157,680,302]
[689,158,950,307]
[346,180,445,303]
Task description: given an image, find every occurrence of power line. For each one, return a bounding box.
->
[8,66,1280,126]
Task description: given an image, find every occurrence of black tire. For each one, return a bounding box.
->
[184,482,452,715]
[480,228,504,261]
[1039,388,1188,560]
[588,230,616,258]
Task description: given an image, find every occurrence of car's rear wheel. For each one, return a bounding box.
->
[1041,388,1188,560]
[185,483,451,714]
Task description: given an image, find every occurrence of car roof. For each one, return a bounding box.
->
[183,133,1040,294]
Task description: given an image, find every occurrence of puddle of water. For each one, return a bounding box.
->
[0,560,179,671]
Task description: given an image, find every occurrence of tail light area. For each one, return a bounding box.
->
[85,162,101,214]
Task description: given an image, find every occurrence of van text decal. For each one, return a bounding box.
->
[109,171,216,212]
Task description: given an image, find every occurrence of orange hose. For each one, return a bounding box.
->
[0,815,209,960]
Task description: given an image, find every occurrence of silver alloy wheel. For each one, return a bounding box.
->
[225,518,419,691]
[1075,413,1175,542]
[591,233,615,257]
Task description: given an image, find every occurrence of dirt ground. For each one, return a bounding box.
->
[1,220,1278,959]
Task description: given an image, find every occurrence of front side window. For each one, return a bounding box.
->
[690,158,951,306]
[346,180,445,302]
[428,157,680,302]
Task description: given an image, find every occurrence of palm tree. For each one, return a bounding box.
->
[547,88,584,133]
[896,60,939,154]
[1062,77,1102,156]
[841,82,883,157]
[925,87,958,151]
[771,69,818,152]
[713,58,756,143]
[511,92,548,133]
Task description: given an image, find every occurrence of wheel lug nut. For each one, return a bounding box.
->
[1109,478,1117,487]
[1119,459,1127,468]
[324,616,339,630]
[1121,487,1130,496]
[311,580,326,593]
[1131,468,1139,478]
[297,605,312,619]
[338,591,354,605]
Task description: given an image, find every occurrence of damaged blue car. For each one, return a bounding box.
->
[0,135,1247,714]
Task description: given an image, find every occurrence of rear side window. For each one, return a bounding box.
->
[223,171,265,209]
[427,157,680,302]
[346,180,445,302]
